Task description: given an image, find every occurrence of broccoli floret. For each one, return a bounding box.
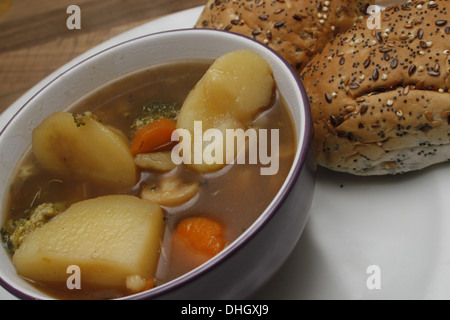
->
[130,102,180,136]
[1,203,62,254]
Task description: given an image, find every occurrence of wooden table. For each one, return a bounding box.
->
[0,0,408,114]
[0,0,206,114]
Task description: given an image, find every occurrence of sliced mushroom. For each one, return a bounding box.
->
[135,151,176,172]
[141,176,199,207]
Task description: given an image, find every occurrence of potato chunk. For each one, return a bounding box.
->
[176,50,275,172]
[32,112,137,189]
[12,195,164,291]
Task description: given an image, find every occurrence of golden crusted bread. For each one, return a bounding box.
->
[195,0,371,71]
[301,0,450,175]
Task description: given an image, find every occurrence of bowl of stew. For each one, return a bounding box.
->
[0,28,315,300]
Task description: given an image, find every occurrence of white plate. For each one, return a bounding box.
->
[2,5,450,300]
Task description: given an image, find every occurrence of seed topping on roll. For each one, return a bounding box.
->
[301,0,450,175]
[195,0,372,71]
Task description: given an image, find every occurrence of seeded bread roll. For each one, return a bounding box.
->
[301,0,450,175]
[195,0,371,71]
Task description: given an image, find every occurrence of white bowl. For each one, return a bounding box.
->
[0,29,315,300]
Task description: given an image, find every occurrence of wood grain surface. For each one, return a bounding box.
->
[0,0,205,113]
[0,0,407,114]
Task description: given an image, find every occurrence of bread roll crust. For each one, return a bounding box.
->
[195,0,370,71]
[301,0,450,175]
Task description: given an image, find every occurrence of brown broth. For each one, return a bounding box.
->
[3,60,296,299]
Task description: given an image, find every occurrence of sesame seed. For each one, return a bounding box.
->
[345,105,355,112]
[431,121,441,127]
[441,110,450,120]
[428,70,440,77]
[403,86,410,96]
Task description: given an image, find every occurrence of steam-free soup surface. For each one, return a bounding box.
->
[3,61,296,299]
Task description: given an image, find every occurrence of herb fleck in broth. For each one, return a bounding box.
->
[4,60,297,299]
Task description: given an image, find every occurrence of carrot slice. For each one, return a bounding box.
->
[144,278,154,291]
[130,118,177,156]
[174,217,227,258]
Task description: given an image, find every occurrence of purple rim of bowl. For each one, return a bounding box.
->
[0,28,313,300]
